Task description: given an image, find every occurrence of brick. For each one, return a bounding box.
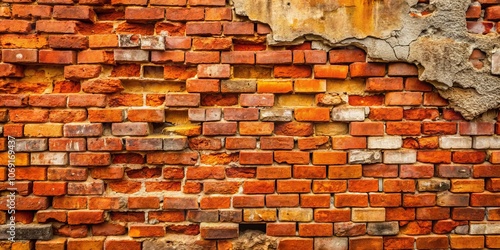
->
[2,49,38,63]
[329,48,366,63]
[127,109,164,122]
[349,95,384,106]
[403,193,436,207]
[310,151,346,165]
[369,193,401,207]
[165,93,200,107]
[350,122,384,136]
[405,78,433,91]
[151,51,185,63]
[0,63,24,77]
[367,136,402,149]
[386,122,421,136]
[205,7,232,20]
[64,124,102,137]
[450,235,484,249]
[186,21,221,35]
[350,62,385,77]
[24,124,63,137]
[312,180,347,193]
[277,180,311,193]
[255,166,290,179]
[293,165,326,179]
[167,7,204,21]
[295,107,330,122]
[279,208,313,222]
[124,7,164,22]
[423,92,449,106]
[459,122,495,135]
[385,92,423,106]
[335,193,368,207]
[256,51,292,64]
[223,22,254,35]
[262,195,297,210]
[203,122,237,135]
[114,49,149,62]
[274,65,312,78]
[69,153,111,166]
[88,109,124,122]
[384,150,417,164]
[48,35,88,50]
[366,77,404,92]
[417,151,452,164]
[369,107,403,121]
[299,223,333,237]
[0,20,32,33]
[197,64,230,78]
[348,150,382,164]
[64,65,101,80]
[314,65,349,79]
[14,139,47,152]
[257,80,293,93]
[266,223,296,236]
[352,208,385,222]
[111,122,149,136]
[221,51,255,64]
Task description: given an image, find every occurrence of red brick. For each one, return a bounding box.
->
[2,49,38,63]
[403,108,439,120]
[294,107,330,122]
[388,63,418,76]
[369,107,403,121]
[348,179,379,192]
[48,35,88,49]
[256,51,292,64]
[334,193,368,207]
[363,164,398,177]
[275,122,314,136]
[221,51,255,64]
[298,223,333,236]
[266,194,299,207]
[0,20,31,33]
[200,196,230,209]
[33,182,67,196]
[186,21,221,35]
[266,223,296,236]
[348,95,384,106]
[370,193,401,207]
[422,122,457,135]
[277,180,311,193]
[293,165,326,179]
[239,151,273,165]
[274,65,312,78]
[278,238,313,250]
[453,151,486,164]
[405,78,433,91]
[386,122,421,136]
[205,7,232,21]
[459,122,495,135]
[312,180,347,193]
[366,77,403,92]
[39,50,76,64]
[329,48,366,64]
[53,6,95,21]
[350,62,385,77]
[223,22,254,35]
[403,193,436,207]
[166,7,204,21]
[0,63,24,77]
[423,92,449,106]
[256,166,291,179]
[185,51,219,63]
[203,122,237,135]
[350,122,384,136]
[225,137,256,149]
[385,92,423,106]
[68,210,104,225]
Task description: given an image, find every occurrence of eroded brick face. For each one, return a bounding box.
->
[1,0,500,249]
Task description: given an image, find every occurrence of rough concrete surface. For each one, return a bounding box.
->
[232,0,500,119]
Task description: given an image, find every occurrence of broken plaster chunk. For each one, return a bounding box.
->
[492,51,500,75]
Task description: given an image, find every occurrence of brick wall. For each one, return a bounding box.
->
[1,0,500,249]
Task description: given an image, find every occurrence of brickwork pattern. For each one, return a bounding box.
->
[1,0,500,249]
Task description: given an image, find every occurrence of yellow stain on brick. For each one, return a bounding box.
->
[315,123,348,136]
[162,125,201,137]
[0,152,29,166]
[257,80,293,93]
[243,208,277,222]
[326,78,366,94]
[24,124,63,137]
[165,110,190,125]
[277,94,315,107]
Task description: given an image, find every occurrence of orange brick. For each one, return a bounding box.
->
[350,122,384,136]
[312,151,347,165]
[294,107,330,122]
[314,65,349,79]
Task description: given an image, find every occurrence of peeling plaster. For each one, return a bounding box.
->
[232,0,500,119]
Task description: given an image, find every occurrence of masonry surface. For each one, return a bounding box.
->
[1,0,500,249]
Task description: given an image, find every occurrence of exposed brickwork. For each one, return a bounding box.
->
[0,0,499,249]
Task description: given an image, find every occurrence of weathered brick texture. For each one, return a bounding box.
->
[0,0,499,249]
